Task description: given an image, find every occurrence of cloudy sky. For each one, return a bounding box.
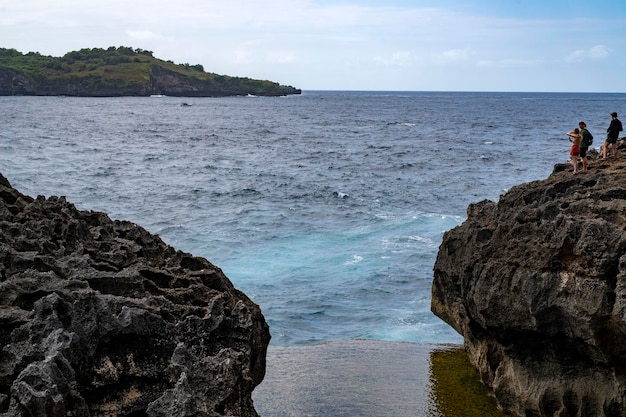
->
[1,0,625,92]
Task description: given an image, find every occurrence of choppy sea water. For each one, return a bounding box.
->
[2,91,625,348]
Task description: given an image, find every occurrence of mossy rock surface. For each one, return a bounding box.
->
[429,347,511,417]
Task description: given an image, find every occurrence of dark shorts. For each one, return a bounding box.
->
[607,136,618,144]
[580,147,588,157]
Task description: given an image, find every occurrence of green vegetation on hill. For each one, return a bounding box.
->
[0,46,300,96]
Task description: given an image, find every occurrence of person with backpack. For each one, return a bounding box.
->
[578,121,592,172]
[603,112,623,160]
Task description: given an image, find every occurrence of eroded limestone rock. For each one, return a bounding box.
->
[433,146,626,417]
[0,174,269,417]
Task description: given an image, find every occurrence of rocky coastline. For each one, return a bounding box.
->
[433,143,626,416]
[0,173,269,416]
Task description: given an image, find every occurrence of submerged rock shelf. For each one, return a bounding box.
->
[254,339,507,417]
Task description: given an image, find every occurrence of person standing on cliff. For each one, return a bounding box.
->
[567,127,582,174]
[603,112,623,159]
[577,121,590,172]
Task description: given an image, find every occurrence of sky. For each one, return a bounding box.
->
[1,0,625,92]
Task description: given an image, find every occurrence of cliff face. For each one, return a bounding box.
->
[146,66,295,97]
[0,68,35,95]
[0,174,270,417]
[433,147,626,417]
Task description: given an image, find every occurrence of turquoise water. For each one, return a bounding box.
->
[2,91,625,346]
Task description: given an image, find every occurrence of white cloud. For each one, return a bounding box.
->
[234,49,256,65]
[477,59,539,68]
[432,47,477,65]
[126,30,169,41]
[564,45,610,63]
[267,51,296,64]
[374,51,416,67]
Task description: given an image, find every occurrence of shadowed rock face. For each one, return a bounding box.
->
[433,147,626,417]
[0,174,270,417]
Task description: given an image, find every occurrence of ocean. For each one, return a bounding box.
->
[2,91,625,349]
[5,90,626,416]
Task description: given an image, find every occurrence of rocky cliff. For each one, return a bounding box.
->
[433,145,626,417]
[0,174,270,417]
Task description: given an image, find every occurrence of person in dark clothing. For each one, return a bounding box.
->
[603,112,623,159]
[578,121,590,172]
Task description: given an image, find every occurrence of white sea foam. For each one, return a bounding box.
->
[345,255,363,265]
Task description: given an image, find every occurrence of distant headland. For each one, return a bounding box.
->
[0,46,301,97]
